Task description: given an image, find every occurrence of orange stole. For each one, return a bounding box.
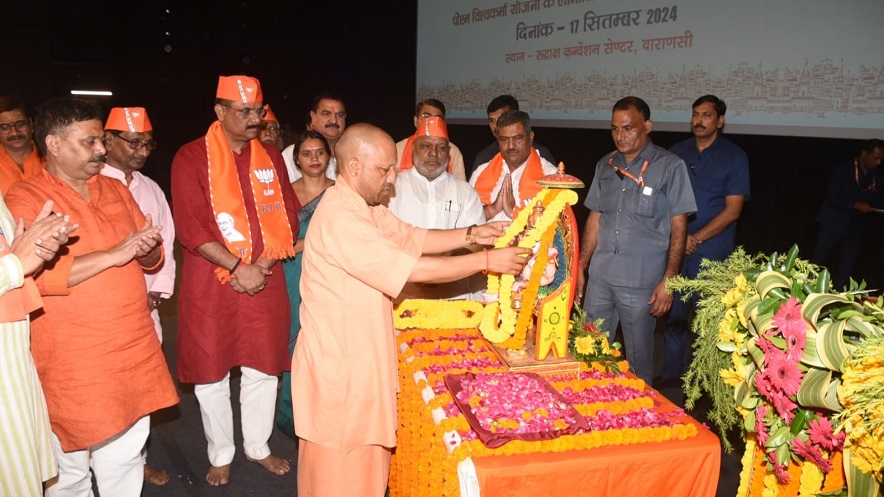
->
[474,148,545,210]
[205,121,295,282]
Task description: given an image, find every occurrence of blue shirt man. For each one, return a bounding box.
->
[578,97,696,385]
[660,95,750,385]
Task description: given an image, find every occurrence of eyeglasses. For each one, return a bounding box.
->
[220,104,267,120]
[259,123,280,133]
[0,120,30,133]
[114,134,158,151]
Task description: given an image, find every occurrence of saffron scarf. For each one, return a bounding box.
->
[0,226,42,322]
[474,147,545,209]
[206,121,295,283]
[398,135,453,173]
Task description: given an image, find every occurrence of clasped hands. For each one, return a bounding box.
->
[486,173,517,219]
[107,213,163,267]
[229,262,271,296]
[12,200,79,276]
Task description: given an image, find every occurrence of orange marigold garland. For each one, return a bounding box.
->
[480,188,578,349]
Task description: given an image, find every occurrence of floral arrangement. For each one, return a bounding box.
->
[391,326,699,497]
[480,188,578,349]
[567,306,627,374]
[394,299,485,330]
[667,245,884,497]
[453,372,578,434]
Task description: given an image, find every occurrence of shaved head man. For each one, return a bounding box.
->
[293,125,529,497]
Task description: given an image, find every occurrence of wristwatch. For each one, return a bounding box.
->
[465,224,478,245]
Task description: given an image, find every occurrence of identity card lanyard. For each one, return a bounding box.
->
[609,157,650,188]
[855,159,876,192]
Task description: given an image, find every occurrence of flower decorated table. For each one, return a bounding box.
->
[391,324,721,497]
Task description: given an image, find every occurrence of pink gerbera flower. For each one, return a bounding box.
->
[791,438,834,473]
[769,390,798,423]
[768,453,791,484]
[765,353,803,397]
[772,297,806,338]
[783,327,806,362]
[807,417,845,452]
[754,404,770,446]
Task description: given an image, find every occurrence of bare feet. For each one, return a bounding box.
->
[247,454,291,476]
[144,464,170,485]
[206,464,230,486]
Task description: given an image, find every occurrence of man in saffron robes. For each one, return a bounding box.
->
[5,97,178,496]
[171,75,300,486]
[293,123,530,497]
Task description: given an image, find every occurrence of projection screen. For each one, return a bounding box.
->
[416,0,884,138]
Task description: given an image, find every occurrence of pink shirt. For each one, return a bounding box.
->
[292,179,427,452]
[101,165,176,341]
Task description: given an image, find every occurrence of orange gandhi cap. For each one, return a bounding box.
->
[216,75,263,104]
[264,105,279,123]
[414,116,449,140]
[105,107,153,132]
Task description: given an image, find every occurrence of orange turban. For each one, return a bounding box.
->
[264,105,279,123]
[105,107,152,132]
[414,116,448,140]
[216,75,263,104]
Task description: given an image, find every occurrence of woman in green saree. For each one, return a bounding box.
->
[277,130,335,439]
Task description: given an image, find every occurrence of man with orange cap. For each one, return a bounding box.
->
[258,105,284,150]
[469,110,557,222]
[0,96,44,195]
[5,97,178,496]
[388,115,485,300]
[101,106,176,486]
[171,75,300,486]
[395,98,466,181]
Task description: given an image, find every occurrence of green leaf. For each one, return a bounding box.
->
[744,409,756,432]
[802,293,860,325]
[782,244,799,271]
[789,408,813,435]
[845,315,881,340]
[746,338,765,369]
[741,395,759,409]
[796,367,841,410]
[775,442,791,467]
[817,321,851,371]
[756,270,792,300]
[817,268,831,293]
[766,425,791,448]
[717,341,737,353]
[800,329,827,368]
[757,297,782,318]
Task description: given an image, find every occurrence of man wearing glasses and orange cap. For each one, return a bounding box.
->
[0,96,44,195]
[388,115,486,300]
[101,106,176,486]
[171,75,301,486]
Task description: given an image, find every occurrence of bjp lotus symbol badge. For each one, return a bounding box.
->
[255,169,275,196]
